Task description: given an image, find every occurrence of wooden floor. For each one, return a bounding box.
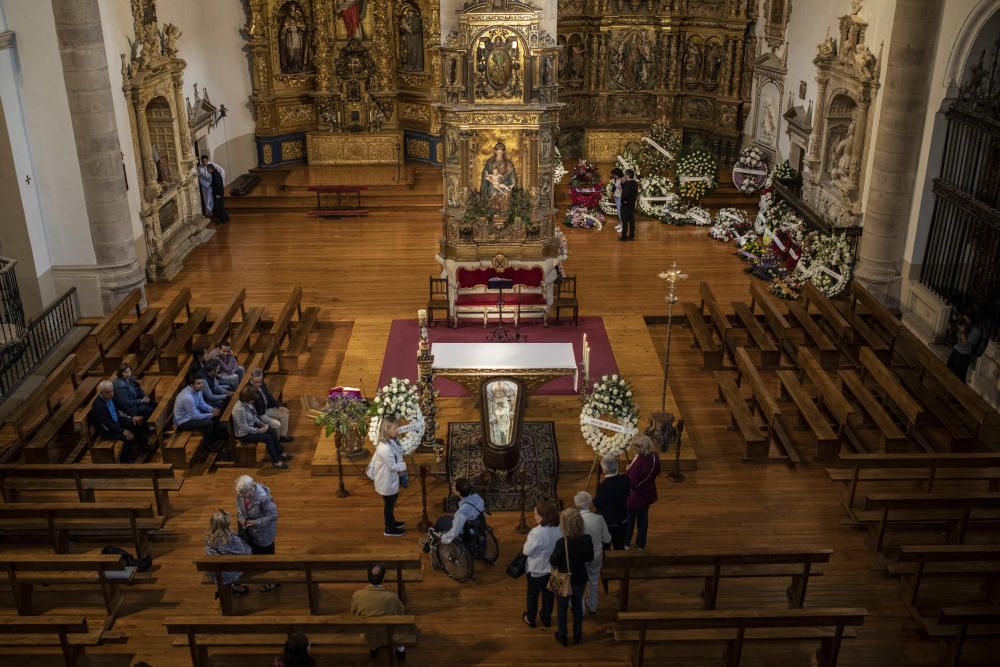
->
[4,175,997,666]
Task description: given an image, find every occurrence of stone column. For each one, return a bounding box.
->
[51,0,145,312]
[854,0,944,307]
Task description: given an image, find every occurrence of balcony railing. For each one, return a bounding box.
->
[0,288,78,399]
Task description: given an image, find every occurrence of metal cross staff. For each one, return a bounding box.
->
[658,261,688,413]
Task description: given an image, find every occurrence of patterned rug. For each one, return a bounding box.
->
[445,421,560,512]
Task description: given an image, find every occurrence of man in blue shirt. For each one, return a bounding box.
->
[437,478,486,546]
[174,375,223,450]
[89,380,147,463]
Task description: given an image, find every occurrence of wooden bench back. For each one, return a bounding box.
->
[90,289,142,352]
[838,452,1000,469]
[270,286,304,337]
[150,360,194,443]
[750,282,790,336]
[849,282,901,338]
[0,502,155,520]
[858,347,922,426]
[939,606,1000,625]
[864,492,1000,511]
[164,614,415,635]
[734,347,780,421]
[194,553,422,574]
[0,463,174,481]
[914,343,993,424]
[604,548,833,570]
[897,544,1000,563]
[8,354,80,441]
[798,348,854,425]
[222,352,264,423]
[0,615,89,634]
[199,288,247,349]
[616,607,868,630]
[144,288,192,350]
[801,283,851,343]
[0,554,125,571]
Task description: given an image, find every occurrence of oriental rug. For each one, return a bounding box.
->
[378,316,618,397]
[444,421,560,513]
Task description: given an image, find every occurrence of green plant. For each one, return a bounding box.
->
[507,186,534,228]
[315,394,370,440]
[463,189,496,225]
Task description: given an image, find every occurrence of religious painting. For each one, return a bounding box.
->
[278,1,309,74]
[337,0,367,41]
[397,2,424,72]
[480,141,518,214]
[609,30,654,91]
[474,30,524,102]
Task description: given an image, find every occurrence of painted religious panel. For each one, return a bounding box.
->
[480,142,518,214]
[336,0,369,41]
[474,29,524,103]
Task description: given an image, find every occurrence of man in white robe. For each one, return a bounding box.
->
[197,155,225,218]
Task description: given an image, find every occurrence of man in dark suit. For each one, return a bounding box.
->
[619,169,638,241]
[90,380,147,463]
[593,454,631,549]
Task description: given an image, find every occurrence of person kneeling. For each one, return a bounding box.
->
[233,386,292,469]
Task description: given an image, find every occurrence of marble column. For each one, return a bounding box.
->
[854,0,944,308]
[51,0,145,312]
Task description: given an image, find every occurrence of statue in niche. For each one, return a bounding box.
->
[487,37,512,88]
[609,31,654,90]
[279,2,309,73]
[398,3,424,72]
[541,55,553,85]
[851,0,864,18]
[142,23,162,59]
[338,0,366,40]
[481,142,517,213]
[447,57,458,85]
[704,41,723,83]
[683,42,702,81]
[854,42,876,81]
[829,121,857,182]
[566,36,586,81]
[760,99,777,143]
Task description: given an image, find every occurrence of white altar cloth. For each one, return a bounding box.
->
[432,343,578,391]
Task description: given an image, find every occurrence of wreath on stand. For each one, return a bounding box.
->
[638,175,677,218]
[732,146,768,197]
[580,375,639,457]
[709,208,752,242]
[569,160,604,210]
[367,377,425,455]
[676,150,718,202]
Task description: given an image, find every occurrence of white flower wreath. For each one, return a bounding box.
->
[676,150,718,201]
[638,175,677,217]
[580,374,639,457]
[367,377,425,455]
[792,233,853,297]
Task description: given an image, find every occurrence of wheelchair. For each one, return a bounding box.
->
[423,514,499,583]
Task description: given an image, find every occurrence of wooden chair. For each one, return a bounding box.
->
[553,275,579,326]
[427,276,450,327]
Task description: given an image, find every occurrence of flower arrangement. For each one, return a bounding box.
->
[569,160,604,210]
[569,159,601,188]
[600,181,619,216]
[709,208,752,242]
[367,377,425,455]
[791,233,853,297]
[580,374,639,457]
[639,121,682,175]
[553,146,568,184]
[564,206,604,230]
[772,160,800,182]
[732,146,768,196]
[638,174,676,218]
[676,150,718,201]
[687,206,712,226]
[315,387,369,441]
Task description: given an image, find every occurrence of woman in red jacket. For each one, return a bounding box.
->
[625,435,661,550]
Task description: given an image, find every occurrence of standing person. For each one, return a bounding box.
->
[521,502,561,629]
[232,386,291,469]
[594,455,630,550]
[272,632,316,667]
[207,163,229,224]
[89,380,147,463]
[204,509,250,597]
[197,155,224,218]
[235,475,281,592]
[947,311,983,382]
[619,169,638,242]
[610,167,624,233]
[369,418,408,537]
[206,340,245,390]
[549,508,594,646]
[250,368,293,443]
[625,435,661,551]
[351,563,414,662]
[574,491,611,615]
[173,374,223,450]
[113,362,156,421]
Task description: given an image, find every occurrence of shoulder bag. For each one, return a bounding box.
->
[506,552,527,579]
[547,537,573,597]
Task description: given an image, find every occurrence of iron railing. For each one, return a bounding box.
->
[0,288,78,398]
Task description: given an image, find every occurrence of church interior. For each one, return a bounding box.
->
[0,0,999,664]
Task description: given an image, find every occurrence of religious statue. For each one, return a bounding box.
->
[854,42,876,81]
[540,55,553,85]
[279,2,309,73]
[566,39,586,81]
[338,0,366,40]
[850,0,864,18]
[447,57,458,85]
[829,121,856,182]
[486,381,517,447]
[142,23,161,60]
[683,42,702,81]
[487,37,512,87]
[704,42,723,84]
[761,99,777,142]
[151,144,171,183]
[481,142,517,213]
[398,3,424,72]
[163,24,181,57]
[817,33,836,59]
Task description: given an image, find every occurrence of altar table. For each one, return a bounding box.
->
[431,343,579,395]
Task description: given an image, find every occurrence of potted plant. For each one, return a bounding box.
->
[314,387,370,458]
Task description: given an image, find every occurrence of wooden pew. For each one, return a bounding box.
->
[845,281,902,358]
[797,348,859,453]
[221,352,264,467]
[229,306,263,360]
[613,608,867,667]
[787,301,840,368]
[194,551,423,615]
[861,493,1000,556]
[278,304,320,373]
[938,606,1000,667]
[0,554,136,627]
[146,288,209,375]
[150,360,203,469]
[734,347,796,462]
[892,545,1000,622]
[0,463,183,516]
[164,615,418,667]
[194,288,246,350]
[74,374,158,461]
[683,302,724,369]
[801,283,852,347]
[732,301,780,368]
[858,347,924,432]
[777,370,841,461]
[829,452,1000,516]
[0,502,164,559]
[715,371,770,460]
[700,282,735,362]
[100,303,161,374]
[0,615,92,667]
[749,282,794,366]
[79,288,141,377]
[602,548,833,612]
[838,369,910,453]
[141,288,193,351]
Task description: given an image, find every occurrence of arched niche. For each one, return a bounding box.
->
[144,96,178,184]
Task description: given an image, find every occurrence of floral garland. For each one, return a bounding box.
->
[638,174,676,217]
[580,375,639,457]
[367,377,425,455]
[709,208,752,242]
[564,205,604,230]
[732,146,768,196]
[676,150,718,201]
[553,147,568,185]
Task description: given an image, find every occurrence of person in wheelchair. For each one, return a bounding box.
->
[435,478,487,548]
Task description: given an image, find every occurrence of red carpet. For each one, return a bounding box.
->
[377,317,619,396]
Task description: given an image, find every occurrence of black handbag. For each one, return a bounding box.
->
[506,552,527,579]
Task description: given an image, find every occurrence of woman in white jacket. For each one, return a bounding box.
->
[371,417,408,537]
[521,501,562,628]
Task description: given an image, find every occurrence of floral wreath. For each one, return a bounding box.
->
[676,150,718,201]
[564,206,604,230]
[599,151,642,217]
[638,174,677,218]
[580,374,639,457]
[367,377,425,455]
[709,208,751,242]
[791,233,853,298]
[732,146,768,196]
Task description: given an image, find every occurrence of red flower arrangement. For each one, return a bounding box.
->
[568,160,604,210]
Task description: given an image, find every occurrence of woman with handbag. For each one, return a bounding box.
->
[235,475,281,592]
[548,508,594,646]
[520,502,561,628]
[625,434,661,551]
[369,417,408,537]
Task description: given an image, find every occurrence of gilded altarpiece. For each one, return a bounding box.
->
[244,0,440,167]
[557,0,755,161]
[437,1,562,300]
[122,1,213,282]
